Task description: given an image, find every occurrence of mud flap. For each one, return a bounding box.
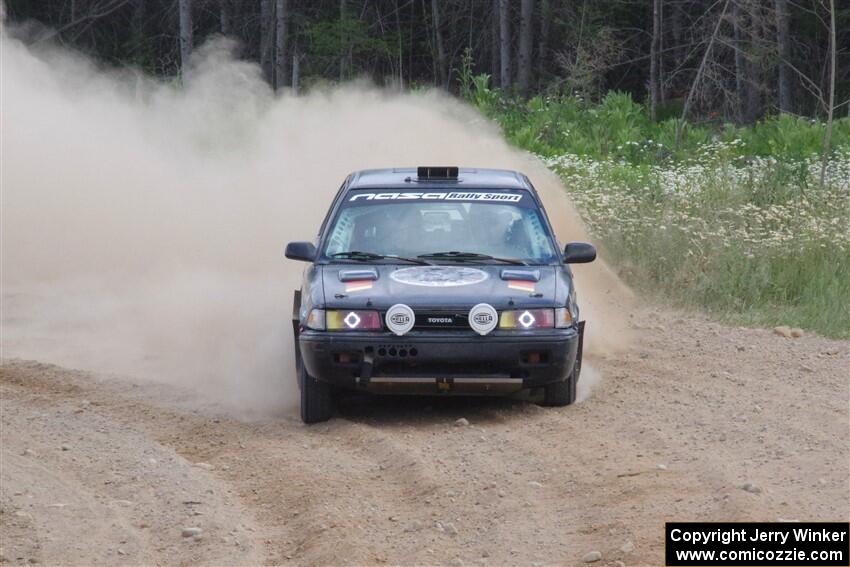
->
[292,290,302,387]
[576,320,585,378]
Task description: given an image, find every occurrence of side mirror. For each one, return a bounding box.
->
[285,241,317,262]
[563,242,596,263]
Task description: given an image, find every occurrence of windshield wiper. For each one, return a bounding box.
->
[417,251,527,265]
[331,251,432,265]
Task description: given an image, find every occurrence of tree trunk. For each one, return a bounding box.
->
[447,2,459,83]
[517,0,534,95]
[274,0,289,90]
[292,52,301,95]
[260,0,273,82]
[537,0,550,78]
[395,0,404,89]
[819,0,836,187]
[676,0,730,148]
[745,0,764,121]
[733,0,748,123]
[671,1,684,68]
[499,0,511,90]
[745,61,763,122]
[220,0,231,35]
[649,0,661,121]
[131,0,146,66]
[132,0,145,40]
[178,0,193,81]
[491,0,500,86]
[339,0,346,80]
[659,0,666,105]
[431,0,447,88]
[774,0,792,113]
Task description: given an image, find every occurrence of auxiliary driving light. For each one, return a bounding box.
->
[385,304,415,336]
[468,303,498,335]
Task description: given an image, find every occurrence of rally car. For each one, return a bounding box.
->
[285,167,596,423]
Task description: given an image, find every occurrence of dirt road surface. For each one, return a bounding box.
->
[2,311,848,566]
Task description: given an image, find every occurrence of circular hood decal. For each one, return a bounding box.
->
[390,266,489,287]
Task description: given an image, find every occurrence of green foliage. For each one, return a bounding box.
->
[464,72,504,114]
[477,88,850,338]
[475,90,850,164]
[457,48,475,102]
[307,18,396,60]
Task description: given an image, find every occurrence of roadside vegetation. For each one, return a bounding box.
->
[466,77,850,338]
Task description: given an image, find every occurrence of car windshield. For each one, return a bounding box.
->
[322,190,558,264]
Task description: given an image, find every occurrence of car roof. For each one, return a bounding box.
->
[346,168,533,191]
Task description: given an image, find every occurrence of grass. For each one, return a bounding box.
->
[466,77,850,338]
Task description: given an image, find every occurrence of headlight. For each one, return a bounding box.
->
[499,309,555,329]
[305,309,383,330]
[326,310,382,331]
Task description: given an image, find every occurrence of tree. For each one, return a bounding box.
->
[774,0,792,113]
[274,0,289,90]
[220,0,231,35]
[490,0,500,85]
[339,0,346,80]
[178,0,192,81]
[131,0,145,48]
[499,0,511,90]
[732,0,753,124]
[431,0,448,88]
[649,0,661,121]
[292,52,301,94]
[676,0,731,147]
[517,0,534,95]
[260,0,273,81]
[537,0,551,80]
[7,0,847,122]
[820,0,837,186]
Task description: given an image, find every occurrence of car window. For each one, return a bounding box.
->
[323,192,557,263]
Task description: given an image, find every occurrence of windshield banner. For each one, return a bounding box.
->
[346,191,526,205]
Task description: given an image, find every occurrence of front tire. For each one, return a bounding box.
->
[299,364,334,424]
[541,367,577,407]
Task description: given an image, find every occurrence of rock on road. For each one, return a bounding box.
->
[1,312,847,566]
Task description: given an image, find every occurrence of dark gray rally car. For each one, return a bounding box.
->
[285,167,596,423]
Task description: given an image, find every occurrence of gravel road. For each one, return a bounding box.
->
[1,311,848,566]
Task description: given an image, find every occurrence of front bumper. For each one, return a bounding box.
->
[298,327,581,395]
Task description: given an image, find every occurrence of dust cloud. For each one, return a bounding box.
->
[1,25,631,417]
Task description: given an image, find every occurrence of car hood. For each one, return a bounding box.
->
[321,264,560,310]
